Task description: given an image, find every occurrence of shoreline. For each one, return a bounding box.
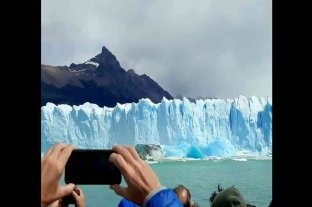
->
[147,155,272,164]
[41,152,272,163]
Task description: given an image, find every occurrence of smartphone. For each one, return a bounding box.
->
[65,149,121,185]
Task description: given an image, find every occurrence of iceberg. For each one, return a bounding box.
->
[41,95,272,158]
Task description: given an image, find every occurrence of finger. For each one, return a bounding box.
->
[58,183,76,198]
[50,143,67,158]
[110,184,129,198]
[72,190,79,200]
[75,187,81,196]
[58,144,75,168]
[45,146,54,157]
[109,153,129,176]
[112,145,136,164]
[124,146,141,161]
[57,144,74,159]
[74,187,81,196]
[58,144,75,158]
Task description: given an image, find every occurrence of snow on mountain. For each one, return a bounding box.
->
[84,61,99,68]
[41,46,173,107]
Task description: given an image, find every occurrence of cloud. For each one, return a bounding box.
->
[42,0,272,99]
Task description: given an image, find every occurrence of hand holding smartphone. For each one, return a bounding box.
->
[61,187,85,207]
[65,149,122,185]
[61,192,76,206]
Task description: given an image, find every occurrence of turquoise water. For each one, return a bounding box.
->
[61,159,272,207]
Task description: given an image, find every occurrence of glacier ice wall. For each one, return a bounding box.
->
[41,96,272,157]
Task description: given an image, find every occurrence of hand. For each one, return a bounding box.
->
[109,145,161,206]
[48,200,60,207]
[41,143,76,207]
[72,187,86,207]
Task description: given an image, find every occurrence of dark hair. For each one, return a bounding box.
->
[209,184,224,206]
[173,185,191,207]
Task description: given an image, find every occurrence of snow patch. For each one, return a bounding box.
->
[84,61,99,68]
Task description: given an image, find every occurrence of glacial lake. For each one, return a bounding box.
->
[61,159,272,207]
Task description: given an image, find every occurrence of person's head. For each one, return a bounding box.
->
[173,185,191,207]
[209,185,255,207]
[209,184,224,205]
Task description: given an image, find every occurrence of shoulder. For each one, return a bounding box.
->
[146,189,183,207]
[118,198,140,207]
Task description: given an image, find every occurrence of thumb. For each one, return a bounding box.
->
[110,184,128,198]
[58,183,76,198]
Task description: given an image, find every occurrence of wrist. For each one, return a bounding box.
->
[143,186,167,207]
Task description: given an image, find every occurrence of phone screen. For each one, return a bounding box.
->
[65,149,121,185]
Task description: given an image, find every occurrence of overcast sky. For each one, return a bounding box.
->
[42,0,272,99]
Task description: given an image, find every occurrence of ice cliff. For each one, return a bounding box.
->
[41,96,272,158]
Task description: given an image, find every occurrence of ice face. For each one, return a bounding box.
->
[41,96,272,157]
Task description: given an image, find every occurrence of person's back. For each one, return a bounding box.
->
[118,189,184,207]
[118,198,140,207]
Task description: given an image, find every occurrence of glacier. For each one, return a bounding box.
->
[41,96,272,158]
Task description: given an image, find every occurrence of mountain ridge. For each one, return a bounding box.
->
[41,46,173,107]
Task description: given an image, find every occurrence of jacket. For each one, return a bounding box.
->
[118,189,183,207]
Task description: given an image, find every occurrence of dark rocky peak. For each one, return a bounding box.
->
[127,69,137,76]
[41,45,173,107]
[90,46,122,70]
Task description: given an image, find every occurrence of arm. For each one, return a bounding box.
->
[41,144,76,207]
[109,145,183,207]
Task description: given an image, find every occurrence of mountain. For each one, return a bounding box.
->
[175,94,197,103]
[41,96,272,158]
[41,46,173,107]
